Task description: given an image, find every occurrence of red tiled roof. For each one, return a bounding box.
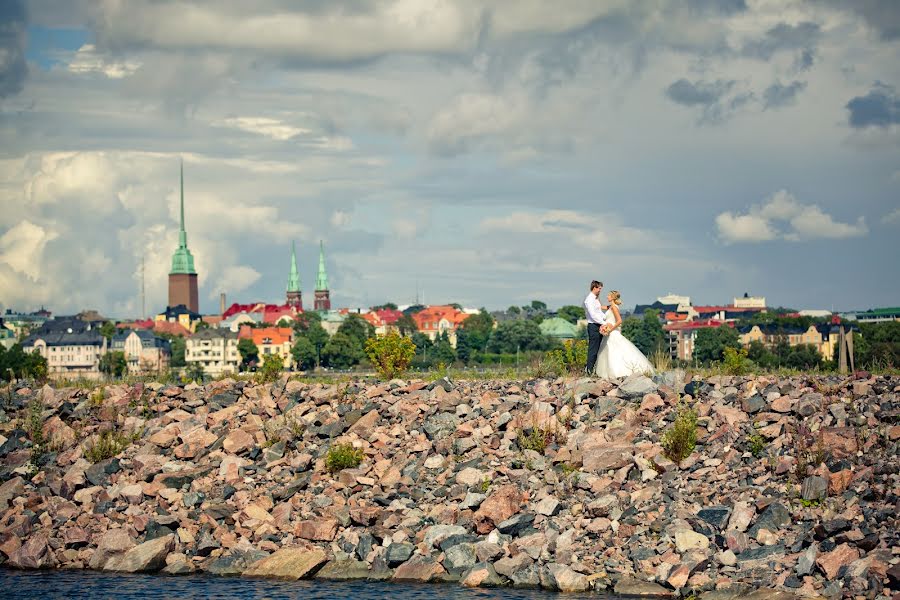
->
[413,305,467,331]
[153,321,191,337]
[665,312,688,322]
[202,315,223,326]
[222,302,300,319]
[119,319,155,330]
[238,325,293,346]
[375,309,403,324]
[664,319,732,332]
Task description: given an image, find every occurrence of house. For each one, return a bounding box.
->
[693,305,766,321]
[239,325,294,369]
[21,317,107,379]
[110,330,171,374]
[632,301,680,319]
[539,317,579,340]
[2,308,51,339]
[319,311,347,336]
[664,320,730,361]
[155,304,203,333]
[733,293,766,309]
[850,307,900,324]
[737,319,859,359]
[412,305,469,347]
[185,328,240,376]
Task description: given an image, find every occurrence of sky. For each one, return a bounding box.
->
[0,0,898,318]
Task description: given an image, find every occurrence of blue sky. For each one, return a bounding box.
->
[1,0,898,318]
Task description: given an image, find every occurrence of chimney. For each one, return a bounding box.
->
[220,293,226,315]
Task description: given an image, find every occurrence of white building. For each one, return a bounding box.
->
[185,328,240,376]
[111,330,171,375]
[22,320,107,380]
[733,294,766,309]
[657,294,692,312]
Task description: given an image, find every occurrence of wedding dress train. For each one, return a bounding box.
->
[594,309,655,379]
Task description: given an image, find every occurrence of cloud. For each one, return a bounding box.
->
[426,92,529,155]
[665,78,754,123]
[0,0,27,97]
[825,0,900,41]
[763,80,807,109]
[715,190,868,244]
[0,220,58,280]
[883,208,900,224]
[846,83,900,129]
[67,44,140,79]
[742,21,821,68]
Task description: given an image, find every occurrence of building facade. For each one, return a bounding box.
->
[111,330,171,374]
[185,328,240,376]
[168,161,199,313]
[238,325,294,369]
[22,318,107,379]
[412,305,469,347]
[286,241,303,310]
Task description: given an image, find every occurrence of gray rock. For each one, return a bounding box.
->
[618,375,658,399]
[104,534,174,573]
[497,513,535,536]
[613,577,674,597]
[698,506,732,530]
[738,544,786,565]
[182,492,205,508]
[795,393,823,417]
[461,492,486,509]
[460,562,504,587]
[443,543,477,576]
[534,497,560,517]
[385,542,414,567]
[423,413,459,441]
[800,476,827,501]
[423,524,467,549]
[749,502,791,536]
[796,545,817,576]
[741,395,765,414]
[314,559,370,580]
[509,563,542,588]
[204,549,269,576]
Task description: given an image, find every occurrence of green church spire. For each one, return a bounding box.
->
[169,159,196,275]
[315,240,329,291]
[287,241,301,292]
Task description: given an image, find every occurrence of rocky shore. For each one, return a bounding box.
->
[0,372,897,599]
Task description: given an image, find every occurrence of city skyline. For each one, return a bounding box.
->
[1,1,899,315]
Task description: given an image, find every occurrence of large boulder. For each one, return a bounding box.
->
[473,485,526,534]
[105,534,175,573]
[617,375,657,399]
[244,547,327,579]
[392,555,446,582]
[88,528,135,570]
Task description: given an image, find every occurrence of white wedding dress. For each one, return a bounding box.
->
[595,307,655,379]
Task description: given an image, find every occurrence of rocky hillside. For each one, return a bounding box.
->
[0,373,897,599]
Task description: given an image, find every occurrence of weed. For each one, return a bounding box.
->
[651,347,672,373]
[365,333,416,380]
[26,397,45,461]
[792,424,826,482]
[661,402,698,463]
[516,419,566,454]
[798,498,821,508]
[325,443,364,473]
[559,462,578,478]
[748,426,766,458]
[479,477,491,493]
[723,347,753,376]
[88,388,106,409]
[83,428,139,463]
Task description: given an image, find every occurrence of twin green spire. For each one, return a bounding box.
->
[169,159,196,275]
[316,241,329,292]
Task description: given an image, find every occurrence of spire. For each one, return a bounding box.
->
[287,241,301,292]
[169,158,196,275]
[316,240,329,291]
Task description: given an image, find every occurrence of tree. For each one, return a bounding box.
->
[195,321,210,331]
[293,312,329,364]
[396,313,418,337]
[747,339,778,369]
[372,303,398,311]
[530,300,547,312]
[184,362,205,383]
[99,321,117,341]
[411,332,432,354]
[0,344,48,382]
[487,319,552,354]
[692,326,741,364]
[459,310,494,354]
[507,306,521,315]
[291,336,317,371]
[557,305,583,325]
[237,338,259,369]
[620,310,666,356]
[430,331,457,365]
[786,344,822,370]
[99,351,127,378]
[336,315,375,358]
[322,331,362,369]
[365,333,416,379]
[402,304,425,316]
[157,333,186,367]
[257,353,284,383]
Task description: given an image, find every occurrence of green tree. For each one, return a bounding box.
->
[430,331,457,365]
[459,310,494,352]
[293,311,329,364]
[184,362,205,383]
[195,321,210,331]
[99,321,117,341]
[557,305,583,325]
[747,339,778,369]
[99,351,128,378]
[237,338,259,369]
[157,334,186,367]
[372,303,398,311]
[531,300,547,312]
[786,344,822,369]
[336,315,375,360]
[620,310,666,356]
[0,344,49,382]
[395,313,418,337]
[507,306,521,315]
[692,325,741,364]
[487,319,552,353]
[291,336,317,371]
[365,333,416,379]
[322,331,362,369]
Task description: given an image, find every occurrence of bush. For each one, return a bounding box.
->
[545,339,588,375]
[661,403,698,463]
[325,443,364,473]
[257,353,284,383]
[723,347,753,375]
[83,428,139,463]
[365,333,416,380]
[516,420,566,454]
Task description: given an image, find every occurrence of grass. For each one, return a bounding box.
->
[263,412,306,447]
[325,443,364,473]
[83,427,141,463]
[661,402,698,463]
[515,417,567,454]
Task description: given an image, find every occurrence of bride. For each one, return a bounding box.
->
[594,290,655,379]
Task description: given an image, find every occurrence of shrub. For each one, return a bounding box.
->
[26,397,45,461]
[723,347,753,375]
[661,403,698,463]
[545,339,588,375]
[747,427,766,457]
[83,428,139,463]
[257,353,284,384]
[516,421,566,454]
[325,443,364,473]
[365,333,416,380]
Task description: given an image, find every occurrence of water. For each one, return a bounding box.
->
[0,569,612,599]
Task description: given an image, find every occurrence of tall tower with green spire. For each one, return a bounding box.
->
[167,159,199,313]
[314,240,331,311]
[286,241,302,310]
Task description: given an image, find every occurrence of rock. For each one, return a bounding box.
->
[346,409,380,438]
[89,528,135,570]
[796,545,817,576]
[456,467,485,486]
[119,483,143,505]
[618,375,657,399]
[473,485,526,534]
[295,518,338,542]
[800,476,827,501]
[548,564,589,592]
[675,529,710,552]
[443,543,476,575]
[205,548,269,576]
[727,501,755,532]
[162,553,194,575]
[8,533,49,569]
[738,544,785,566]
[698,506,731,530]
[315,559,370,580]
[718,550,737,567]
[0,477,25,508]
[741,395,765,414]
[460,562,503,587]
[244,547,327,579]
[494,553,533,578]
[816,543,859,580]
[392,555,446,582]
[582,444,633,473]
[223,429,255,454]
[496,513,535,536]
[795,393,822,417]
[613,578,674,597]
[105,534,174,573]
[534,497,560,517]
[461,492,486,509]
[423,413,458,441]
[423,524,467,549]
[385,542,414,567]
[749,502,790,536]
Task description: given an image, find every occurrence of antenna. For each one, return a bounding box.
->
[140,254,146,320]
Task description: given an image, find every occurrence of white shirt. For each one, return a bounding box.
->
[583,292,606,325]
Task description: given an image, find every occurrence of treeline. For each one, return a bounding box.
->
[0,343,48,382]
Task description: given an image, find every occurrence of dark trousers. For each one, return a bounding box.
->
[586,323,604,374]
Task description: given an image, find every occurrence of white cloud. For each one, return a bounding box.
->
[479,209,659,250]
[215,116,310,141]
[0,220,58,280]
[883,207,900,224]
[715,190,868,244]
[68,44,140,79]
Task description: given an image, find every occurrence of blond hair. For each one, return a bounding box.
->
[609,290,622,306]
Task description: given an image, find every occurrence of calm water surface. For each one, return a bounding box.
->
[0,569,614,599]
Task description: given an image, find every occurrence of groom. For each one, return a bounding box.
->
[583,280,607,375]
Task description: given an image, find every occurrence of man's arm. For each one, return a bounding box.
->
[584,297,606,323]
